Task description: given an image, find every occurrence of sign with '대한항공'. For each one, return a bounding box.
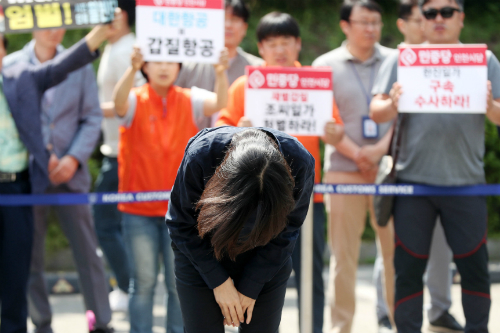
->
[136,0,224,63]
[0,0,117,33]
[397,44,488,113]
[244,66,333,136]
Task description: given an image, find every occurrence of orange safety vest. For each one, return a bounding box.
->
[216,62,343,203]
[118,83,199,217]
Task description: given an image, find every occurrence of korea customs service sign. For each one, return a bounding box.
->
[244,67,333,136]
[0,0,117,33]
[397,44,488,113]
[136,0,224,63]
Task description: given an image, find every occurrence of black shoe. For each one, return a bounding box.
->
[429,311,464,333]
[90,328,115,333]
[378,316,393,333]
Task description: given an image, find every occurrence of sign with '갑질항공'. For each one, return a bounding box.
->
[0,0,117,33]
[397,44,488,114]
[136,0,224,63]
[244,66,333,136]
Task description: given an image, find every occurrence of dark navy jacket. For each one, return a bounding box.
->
[2,39,99,194]
[165,126,315,299]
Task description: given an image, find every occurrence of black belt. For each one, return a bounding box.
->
[0,169,29,183]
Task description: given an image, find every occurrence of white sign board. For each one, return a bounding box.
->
[244,67,333,136]
[398,44,488,113]
[136,0,224,63]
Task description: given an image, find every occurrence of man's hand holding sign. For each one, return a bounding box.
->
[398,45,488,113]
[371,44,500,125]
[241,66,343,144]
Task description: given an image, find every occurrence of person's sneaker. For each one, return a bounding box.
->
[109,288,128,312]
[378,316,393,333]
[90,327,115,333]
[429,311,464,333]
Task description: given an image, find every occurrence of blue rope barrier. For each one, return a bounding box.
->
[0,191,171,206]
[313,183,500,196]
[2,184,500,206]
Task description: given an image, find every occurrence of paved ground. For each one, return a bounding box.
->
[28,265,500,333]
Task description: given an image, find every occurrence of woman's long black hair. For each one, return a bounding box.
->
[196,129,296,261]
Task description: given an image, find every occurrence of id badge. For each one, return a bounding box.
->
[362,116,379,139]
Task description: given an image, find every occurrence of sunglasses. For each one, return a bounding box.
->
[422,7,461,20]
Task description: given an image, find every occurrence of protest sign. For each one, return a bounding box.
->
[0,0,117,33]
[244,66,333,136]
[136,0,224,63]
[397,44,488,113]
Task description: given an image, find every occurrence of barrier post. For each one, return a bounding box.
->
[300,196,314,333]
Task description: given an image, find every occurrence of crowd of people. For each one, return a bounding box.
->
[0,0,498,332]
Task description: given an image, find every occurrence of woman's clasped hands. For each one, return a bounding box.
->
[213,277,256,327]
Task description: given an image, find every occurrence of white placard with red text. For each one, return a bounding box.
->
[397,44,488,113]
[136,0,224,63]
[244,67,333,136]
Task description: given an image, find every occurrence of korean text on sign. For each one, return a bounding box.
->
[397,44,488,113]
[244,67,333,136]
[1,0,117,33]
[136,0,224,63]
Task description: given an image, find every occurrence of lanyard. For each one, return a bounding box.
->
[349,62,376,107]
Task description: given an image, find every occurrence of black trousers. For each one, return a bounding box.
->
[174,248,293,333]
[291,202,325,333]
[393,193,490,333]
[0,177,33,333]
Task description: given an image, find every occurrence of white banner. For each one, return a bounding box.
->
[136,0,224,63]
[244,67,333,136]
[397,44,488,113]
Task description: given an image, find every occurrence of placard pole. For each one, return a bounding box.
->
[300,196,314,333]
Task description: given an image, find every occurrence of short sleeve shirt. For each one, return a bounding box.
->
[312,42,394,172]
[372,49,500,186]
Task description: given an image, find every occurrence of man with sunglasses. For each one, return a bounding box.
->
[370,0,500,332]
[371,1,464,332]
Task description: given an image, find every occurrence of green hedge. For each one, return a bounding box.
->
[16,0,500,253]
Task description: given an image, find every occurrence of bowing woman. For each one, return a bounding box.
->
[165,127,315,333]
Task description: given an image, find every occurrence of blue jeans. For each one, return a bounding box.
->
[93,157,130,292]
[122,213,183,333]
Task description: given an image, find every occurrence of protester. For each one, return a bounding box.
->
[370,1,463,332]
[3,25,116,333]
[311,1,395,332]
[0,21,117,333]
[175,0,263,128]
[370,0,500,331]
[216,12,344,333]
[165,127,315,332]
[93,0,144,312]
[113,46,229,333]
